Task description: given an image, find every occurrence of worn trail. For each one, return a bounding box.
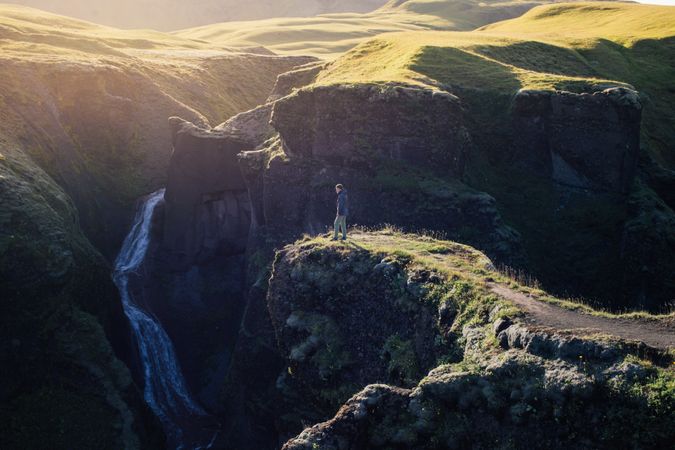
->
[488,284,675,350]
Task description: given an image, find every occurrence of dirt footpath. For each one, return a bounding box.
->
[489,283,675,350]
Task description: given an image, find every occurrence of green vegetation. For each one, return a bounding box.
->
[315,28,629,92]
[286,311,352,380]
[0,3,224,57]
[0,3,307,255]
[381,334,419,385]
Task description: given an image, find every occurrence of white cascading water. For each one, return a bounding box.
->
[113,189,218,450]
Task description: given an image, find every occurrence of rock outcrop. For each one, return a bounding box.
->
[233,82,524,264]
[155,58,666,449]
[511,87,641,193]
[271,84,469,174]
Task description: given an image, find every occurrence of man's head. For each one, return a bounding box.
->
[335,183,344,193]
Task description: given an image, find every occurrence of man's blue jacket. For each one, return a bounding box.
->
[337,189,349,216]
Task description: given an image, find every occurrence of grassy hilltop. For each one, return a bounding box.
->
[315,3,673,90]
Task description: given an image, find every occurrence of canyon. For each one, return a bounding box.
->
[1,2,674,449]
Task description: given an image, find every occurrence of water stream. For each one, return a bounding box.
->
[112,189,219,449]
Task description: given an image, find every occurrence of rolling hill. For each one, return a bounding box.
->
[174,0,580,58]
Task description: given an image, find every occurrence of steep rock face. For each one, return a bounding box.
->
[453,84,661,309]
[164,118,252,268]
[511,88,641,193]
[267,241,458,430]
[271,84,469,175]
[267,61,326,103]
[257,144,522,262]
[149,63,327,435]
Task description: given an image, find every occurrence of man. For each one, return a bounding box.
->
[332,184,349,241]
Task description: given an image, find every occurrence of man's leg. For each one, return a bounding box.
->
[333,215,340,240]
[340,215,347,240]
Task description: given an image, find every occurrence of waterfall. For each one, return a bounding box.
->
[113,189,218,449]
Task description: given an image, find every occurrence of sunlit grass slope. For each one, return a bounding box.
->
[7,0,387,31]
[174,0,571,58]
[314,31,628,92]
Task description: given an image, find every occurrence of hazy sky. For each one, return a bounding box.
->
[7,0,675,30]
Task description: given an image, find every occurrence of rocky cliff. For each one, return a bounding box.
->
[511,88,641,193]
[274,232,674,450]
[158,73,665,448]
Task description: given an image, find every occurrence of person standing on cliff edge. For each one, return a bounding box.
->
[332,184,349,241]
